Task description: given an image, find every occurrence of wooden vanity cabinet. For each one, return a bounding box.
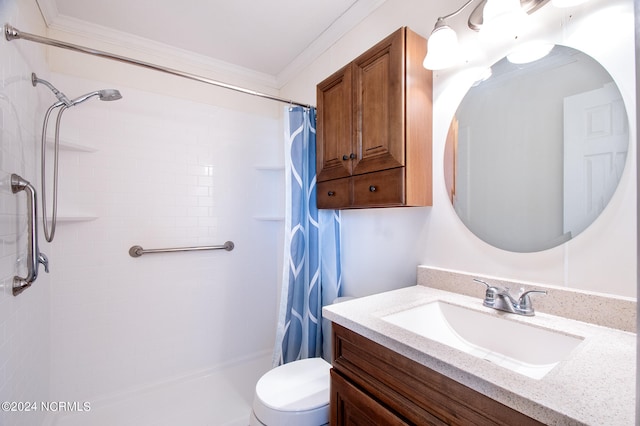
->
[316,27,432,209]
[330,324,544,426]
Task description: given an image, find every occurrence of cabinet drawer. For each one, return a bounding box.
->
[352,168,404,207]
[318,178,351,209]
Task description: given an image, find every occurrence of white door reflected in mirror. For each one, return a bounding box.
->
[563,82,628,238]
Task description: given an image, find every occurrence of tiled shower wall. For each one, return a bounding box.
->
[0,1,51,426]
[2,0,285,417]
[45,73,282,402]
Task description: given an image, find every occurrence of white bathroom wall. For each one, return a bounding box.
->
[280,0,637,299]
[0,1,51,425]
[42,73,283,401]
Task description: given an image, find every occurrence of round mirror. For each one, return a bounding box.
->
[444,45,629,252]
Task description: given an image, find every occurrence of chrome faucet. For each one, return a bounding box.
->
[473,279,547,316]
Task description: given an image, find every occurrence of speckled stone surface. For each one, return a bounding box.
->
[323,285,636,425]
[417,266,637,332]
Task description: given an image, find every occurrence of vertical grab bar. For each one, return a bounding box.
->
[11,174,48,296]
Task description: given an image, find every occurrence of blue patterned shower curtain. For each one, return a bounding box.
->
[273,106,342,365]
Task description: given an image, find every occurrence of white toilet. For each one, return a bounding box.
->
[249,357,332,426]
[250,297,353,426]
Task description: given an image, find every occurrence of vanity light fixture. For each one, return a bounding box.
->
[480,0,530,40]
[422,0,476,71]
[423,0,552,71]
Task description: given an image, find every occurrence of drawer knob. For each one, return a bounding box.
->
[369,185,377,192]
[350,153,356,159]
[342,155,349,161]
[328,191,336,197]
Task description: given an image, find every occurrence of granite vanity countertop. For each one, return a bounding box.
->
[323,285,636,425]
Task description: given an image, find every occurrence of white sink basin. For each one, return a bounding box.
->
[382,301,584,379]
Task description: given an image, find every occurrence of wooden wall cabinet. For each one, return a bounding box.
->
[316,27,432,209]
[330,324,544,426]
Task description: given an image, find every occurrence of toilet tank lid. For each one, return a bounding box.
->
[255,357,331,412]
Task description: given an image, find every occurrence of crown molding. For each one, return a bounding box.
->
[35,0,58,26]
[35,0,387,90]
[275,0,388,87]
[35,0,279,90]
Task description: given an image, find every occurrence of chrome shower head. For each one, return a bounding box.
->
[31,73,72,107]
[32,72,122,107]
[69,89,122,106]
[99,89,122,101]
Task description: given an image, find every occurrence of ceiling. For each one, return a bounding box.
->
[35,0,387,86]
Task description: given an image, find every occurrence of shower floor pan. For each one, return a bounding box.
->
[43,352,272,426]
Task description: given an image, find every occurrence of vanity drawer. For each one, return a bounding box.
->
[331,323,544,426]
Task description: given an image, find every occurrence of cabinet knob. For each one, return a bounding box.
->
[369,185,377,192]
[328,191,336,197]
[342,153,356,161]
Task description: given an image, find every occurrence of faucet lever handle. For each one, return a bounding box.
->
[518,289,547,309]
[473,278,498,303]
[473,278,493,289]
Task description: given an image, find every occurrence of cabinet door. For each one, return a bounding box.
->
[317,64,353,182]
[331,369,409,426]
[352,27,405,176]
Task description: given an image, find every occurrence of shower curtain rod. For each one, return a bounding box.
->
[4,24,313,109]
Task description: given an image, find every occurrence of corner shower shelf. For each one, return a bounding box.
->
[253,166,284,222]
[46,137,98,152]
[48,215,98,223]
[43,138,98,224]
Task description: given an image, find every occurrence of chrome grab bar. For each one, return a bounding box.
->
[128,241,234,258]
[11,174,49,296]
